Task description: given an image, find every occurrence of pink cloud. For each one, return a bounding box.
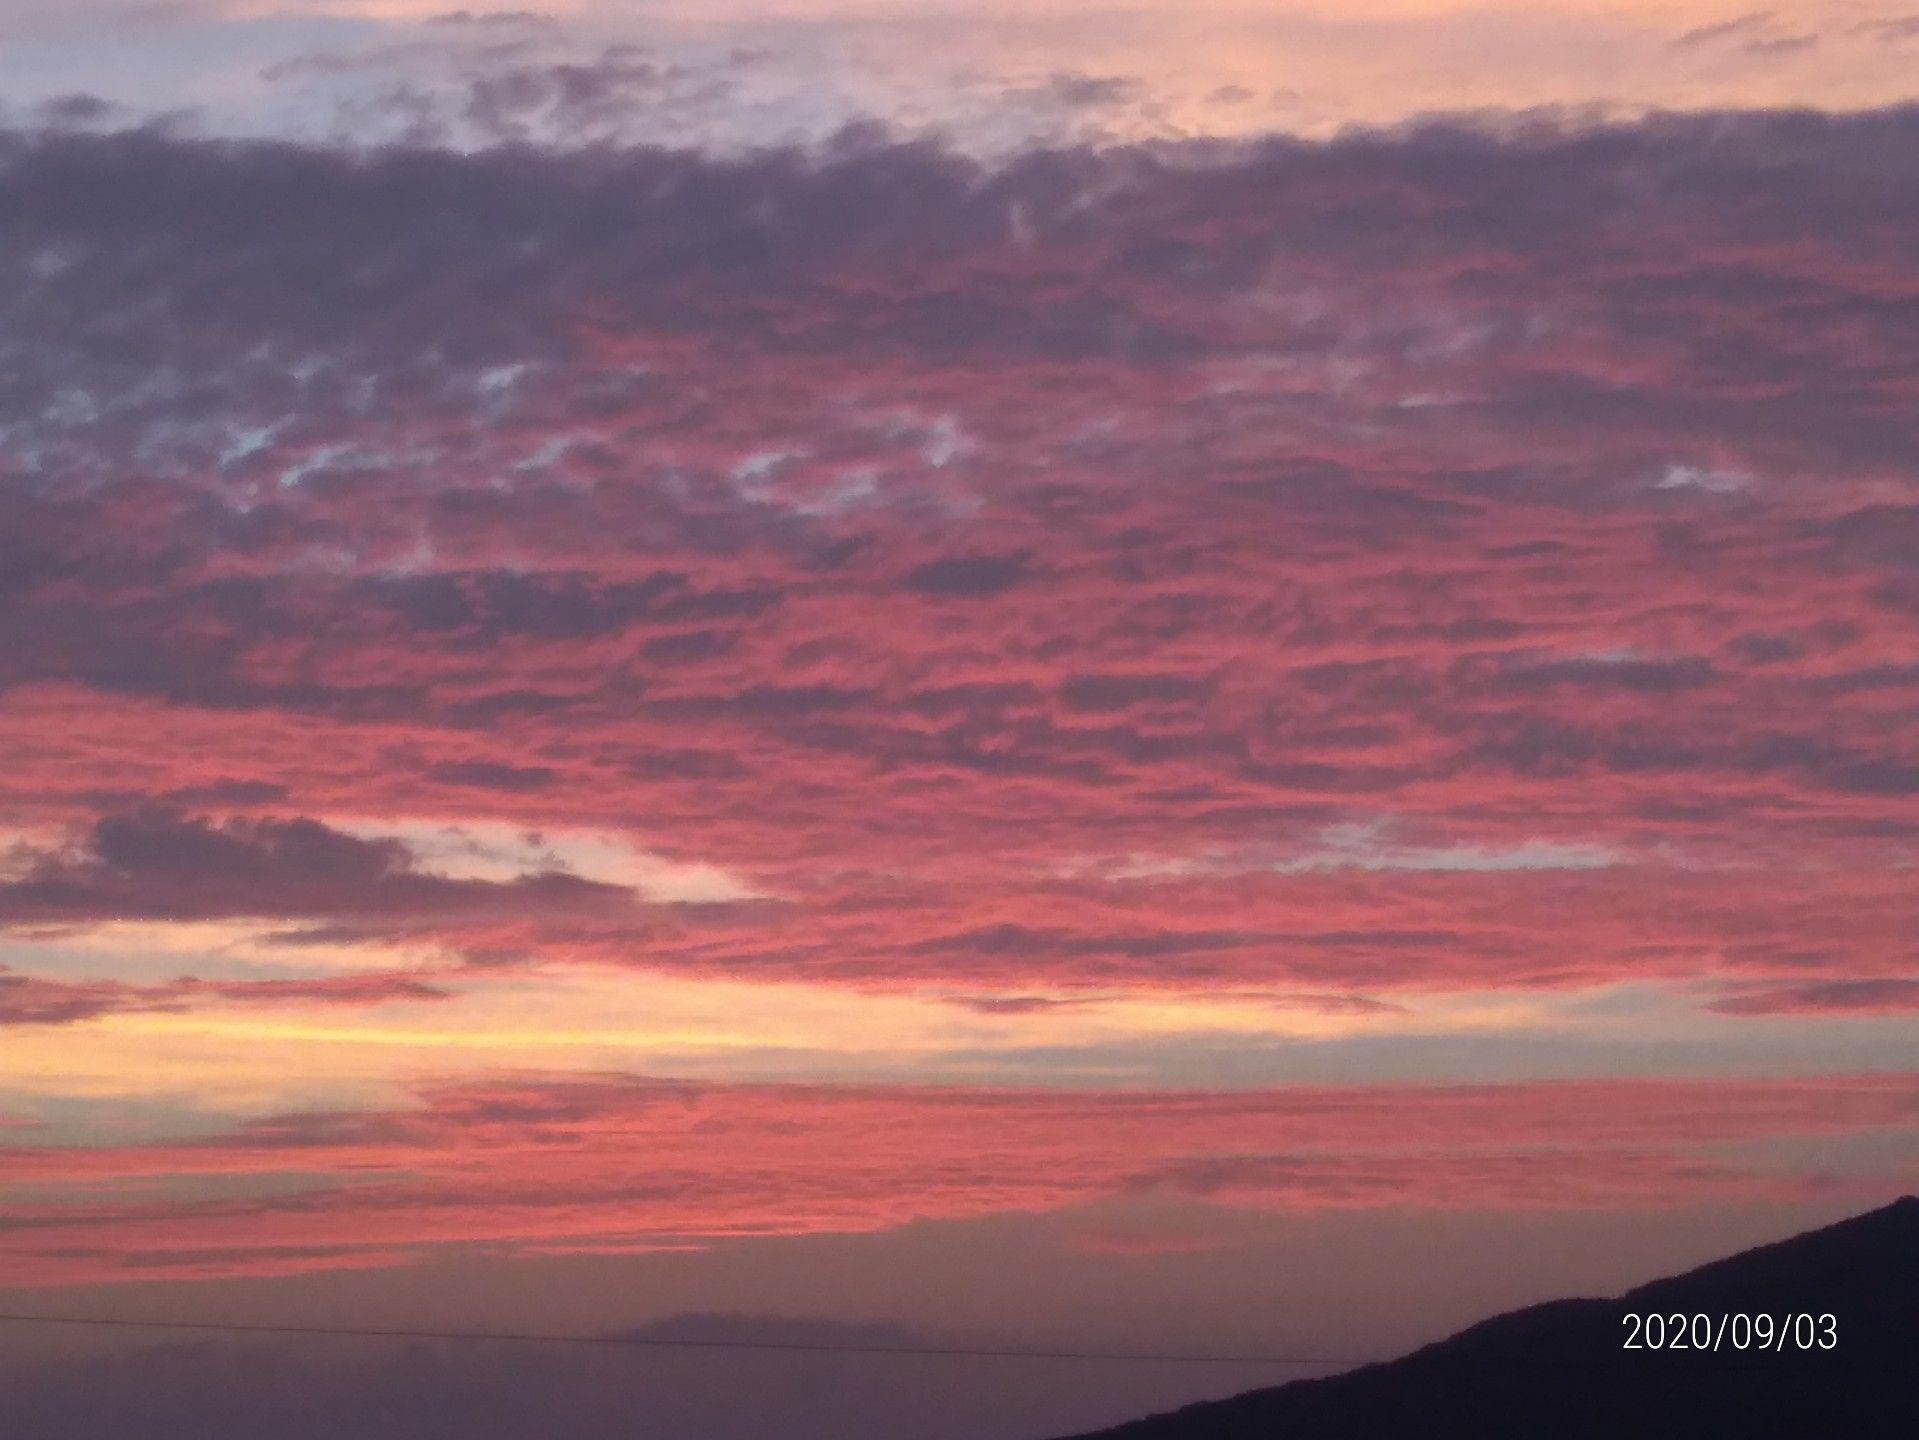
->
[0,121,1911,1016]
[0,962,455,1029]
[1,1072,1912,1285]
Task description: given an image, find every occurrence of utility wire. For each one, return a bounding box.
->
[0,1310,1358,1368]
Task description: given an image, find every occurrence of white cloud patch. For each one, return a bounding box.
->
[1657,462,1753,493]
[336,819,763,904]
[1078,821,1621,882]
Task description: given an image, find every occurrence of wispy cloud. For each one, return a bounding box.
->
[3,1071,1911,1284]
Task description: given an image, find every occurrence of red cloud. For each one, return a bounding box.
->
[0,963,453,1029]
[1,1073,1912,1285]
[0,119,1914,1013]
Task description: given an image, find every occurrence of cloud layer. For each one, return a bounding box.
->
[2,104,1917,1297]
[3,1071,1913,1284]
[13,1,1919,153]
[2,112,1917,1014]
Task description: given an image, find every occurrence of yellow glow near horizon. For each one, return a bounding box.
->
[0,946,1543,1122]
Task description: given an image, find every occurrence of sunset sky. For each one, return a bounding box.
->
[3,3,1918,1435]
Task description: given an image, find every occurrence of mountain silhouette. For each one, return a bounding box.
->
[1058,1197,1919,1440]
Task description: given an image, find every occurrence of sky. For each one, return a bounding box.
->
[2,2,1918,1436]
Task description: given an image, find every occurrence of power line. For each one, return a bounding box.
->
[0,1310,1358,1368]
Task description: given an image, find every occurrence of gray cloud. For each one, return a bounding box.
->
[0,811,630,928]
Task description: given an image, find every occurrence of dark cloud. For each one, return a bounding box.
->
[1673,14,1776,50]
[1,110,1917,1002]
[0,969,135,1026]
[1745,35,1818,56]
[904,554,1030,597]
[0,812,630,928]
[1011,72,1142,111]
[425,760,559,792]
[1860,15,1919,42]
[1490,657,1719,695]
[1709,979,1919,1015]
[1058,673,1215,712]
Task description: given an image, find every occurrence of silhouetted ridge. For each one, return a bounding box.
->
[1058,1199,1919,1440]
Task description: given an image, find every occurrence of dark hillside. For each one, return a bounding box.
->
[1059,1197,1919,1440]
